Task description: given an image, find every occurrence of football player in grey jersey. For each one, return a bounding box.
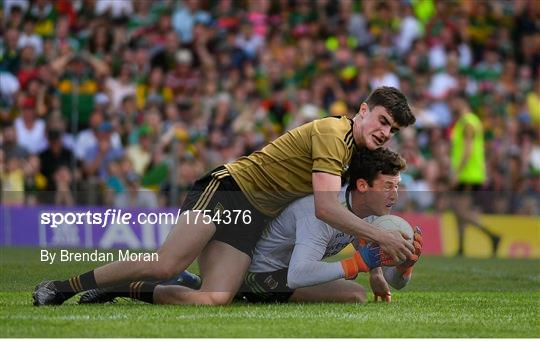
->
[238,147,423,303]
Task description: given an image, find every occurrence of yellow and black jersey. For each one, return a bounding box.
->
[225,116,356,217]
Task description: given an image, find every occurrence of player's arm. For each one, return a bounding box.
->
[286,217,343,289]
[287,215,399,289]
[369,267,392,302]
[312,172,413,262]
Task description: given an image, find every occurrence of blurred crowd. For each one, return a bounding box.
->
[1,0,539,215]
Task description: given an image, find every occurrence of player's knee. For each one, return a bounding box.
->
[200,292,234,306]
[148,262,179,281]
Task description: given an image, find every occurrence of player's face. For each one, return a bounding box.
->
[364,173,401,216]
[354,104,401,150]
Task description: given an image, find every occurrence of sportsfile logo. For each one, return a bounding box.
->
[40,208,183,228]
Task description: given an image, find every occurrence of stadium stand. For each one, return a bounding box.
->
[1,0,539,215]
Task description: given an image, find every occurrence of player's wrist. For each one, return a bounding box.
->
[341,251,369,279]
[369,229,386,245]
[354,251,370,272]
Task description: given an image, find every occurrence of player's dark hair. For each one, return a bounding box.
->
[365,87,416,127]
[348,147,406,188]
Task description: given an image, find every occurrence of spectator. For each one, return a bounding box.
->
[51,52,109,130]
[95,0,133,20]
[396,3,423,56]
[2,124,28,160]
[82,122,123,182]
[22,154,46,204]
[235,20,265,60]
[74,109,122,161]
[369,56,400,90]
[136,67,173,109]
[126,124,153,176]
[113,171,157,208]
[3,0,29,18]
[1,155,25,204]
[1,28,21,73]
[14,97,48,154]
[165,49,200,97]
[105,63,136,114]
[39,129,74,190]
[172,0,211,44]
[0,72,20,107]
[53,165,75,206]
[17,18,44,55]
[27,0,58,39]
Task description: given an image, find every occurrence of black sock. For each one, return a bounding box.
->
[112,282,157,304]
[54,270,98,300]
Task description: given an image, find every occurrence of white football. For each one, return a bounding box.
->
[372,215,414,243]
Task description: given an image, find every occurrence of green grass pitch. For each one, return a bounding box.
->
[1,247,539,337]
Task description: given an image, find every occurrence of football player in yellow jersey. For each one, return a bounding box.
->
[33,86,416,306]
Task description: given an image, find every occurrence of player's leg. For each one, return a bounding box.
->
[94,213,214,285]
[452,187,500,256]
[289,279,366,303]
[33,169,222,305]
[80,241,250,305]
[78,270,202,304]
[156,173,272,305]
[154,240,251,305]
[144,173,268,305]
[451,188,470,256]
[238,269,293,303]
[33,212,216,305]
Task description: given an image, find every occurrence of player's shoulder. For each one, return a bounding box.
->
[312,116,353,135]
[311,116,355,152]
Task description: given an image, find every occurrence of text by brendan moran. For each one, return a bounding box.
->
[40,249,159,264]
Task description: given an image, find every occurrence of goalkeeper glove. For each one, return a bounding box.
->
[398,226,423,269]
[341,243,396,279]
[396,226,423,279]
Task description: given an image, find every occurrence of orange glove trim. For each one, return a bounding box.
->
[341,257,358,279]
[341,251,370,279]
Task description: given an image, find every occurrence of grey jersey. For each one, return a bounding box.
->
[249,187,410,290]
[250,187,375,273]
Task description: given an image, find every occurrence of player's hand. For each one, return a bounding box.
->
[377,230,414,264]
[400,226,423,268]
[358,241,399,269]
[369,269,391,303]
[374,291,391,302]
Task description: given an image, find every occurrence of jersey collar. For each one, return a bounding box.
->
[345,185,353,212]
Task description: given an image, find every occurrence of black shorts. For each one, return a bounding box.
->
[454,183,482,192]
[237,268,294,303]
[454,183,484,207]
[182,166,271,257]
